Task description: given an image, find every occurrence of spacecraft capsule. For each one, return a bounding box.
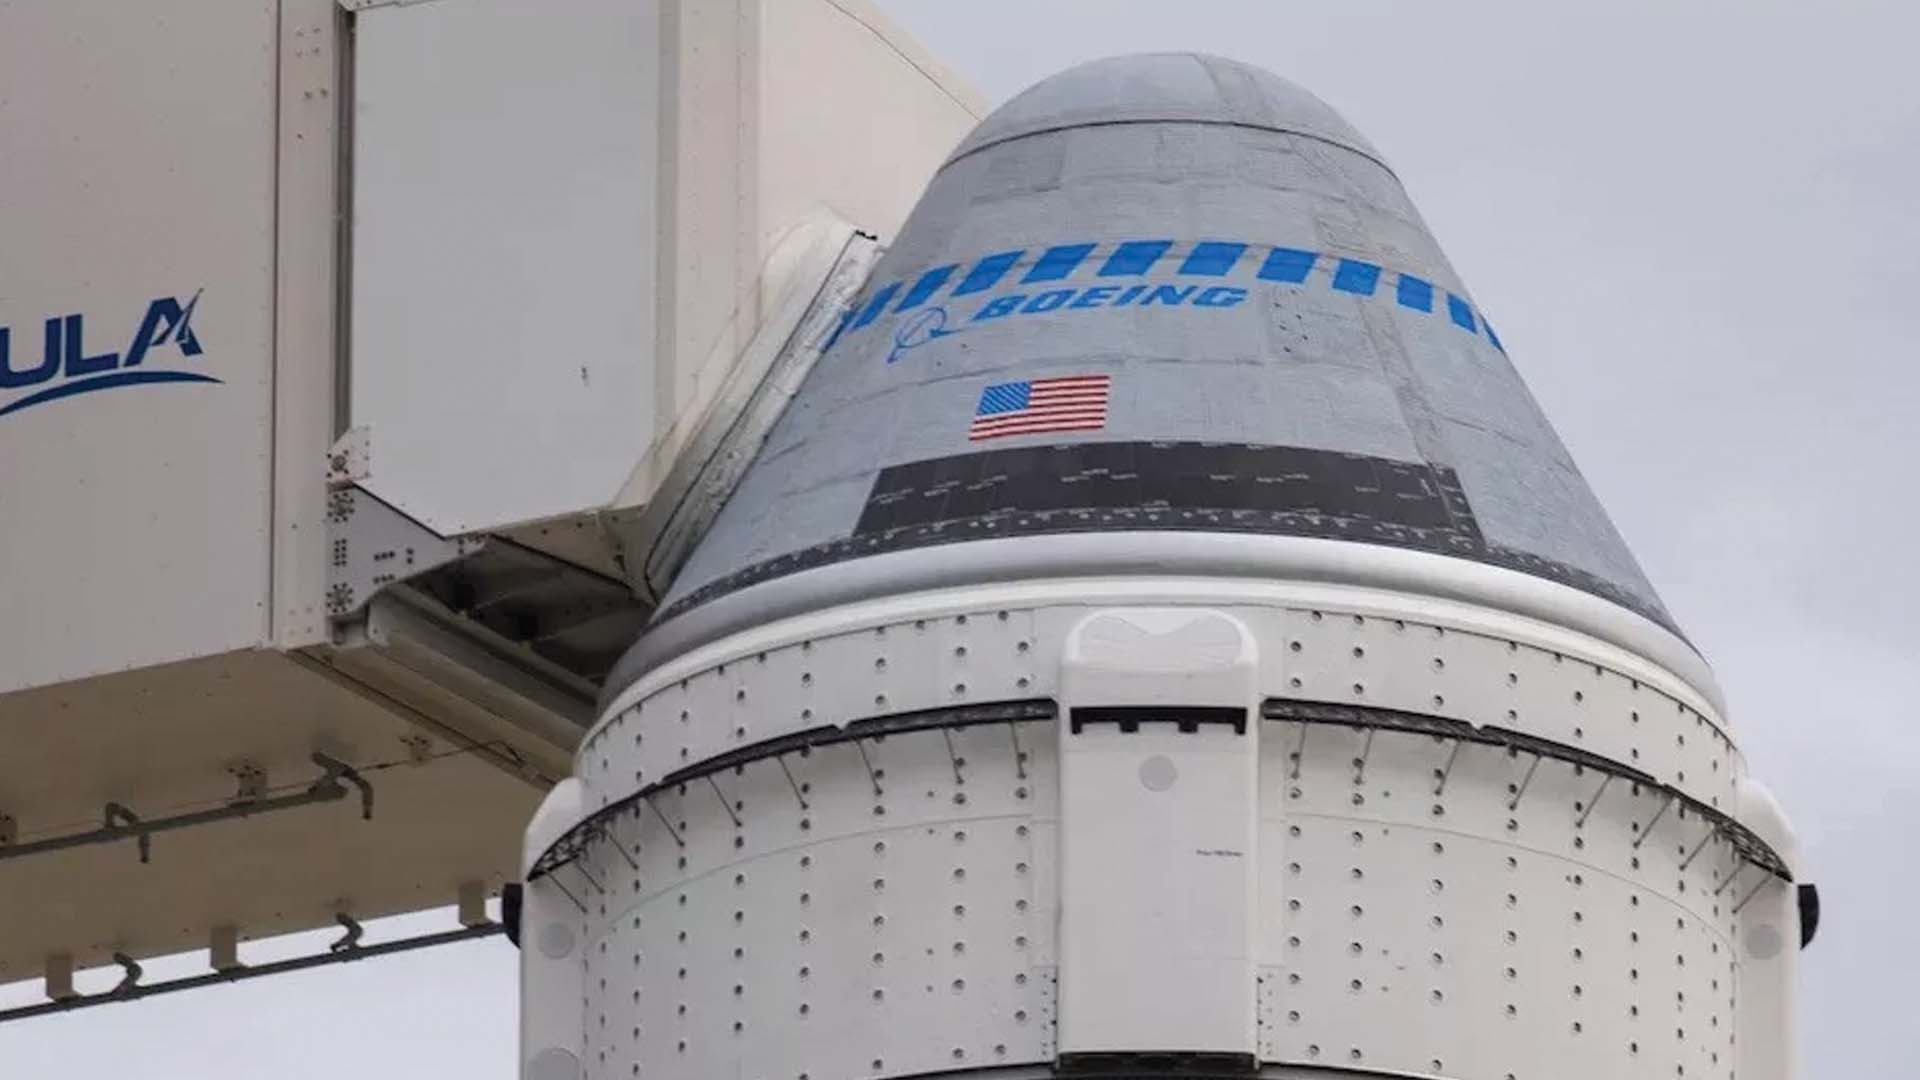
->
[525,54,1806,1080]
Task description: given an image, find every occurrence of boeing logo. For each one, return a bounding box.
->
[832,238,1505,360]
[0,291,215,419]
[885,306,965,363]
[881,283,1248,364]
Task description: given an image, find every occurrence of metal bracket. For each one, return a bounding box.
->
[942,728,967,786]
[324,425,371,487]
[104,803,150,864]
[325,485,485,619]
[1715,859,1751,897]
[329,913,364,953]
[1574,774,1613,828]
[1733,873,1773,914]
[548,873,586,915]
[210,926,243,973]
[226,761,268,805]
[1679,823,1722,872]
[571,860,605,896]
[44,955,77,1003]
[1432,738,1463,797]
[0,754,374,865]
[1261,698,1794,882]
[109,953,142,995]
[457,882,491,928]
[2,923,502,1024]
[854,738,884,798]
[1507,752,1544,811]
[602,830,639,872]
[529,700,1057,881]
[401,733,434,766]
[314,752,375,820]
[1351,726,1375,785]
[1633,793,1675,850]
[643,795,685,849]
[777,755,810,810]
[706,775,742,828]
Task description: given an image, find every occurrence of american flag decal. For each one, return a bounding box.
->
[968,374,1111,441]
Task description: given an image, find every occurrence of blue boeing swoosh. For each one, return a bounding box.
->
[0,369,223,419]
[886,306,965,364]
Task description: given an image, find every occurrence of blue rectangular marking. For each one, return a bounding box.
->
[1447,293,1477,331]
[1257,247,1318,284]
[849,281,901,329]
[821,308,856,353]
[1099,240,1173,276]
[952,250,1025,296]
[1331,260,1382,296]
[895,265,958,311]
[1395,273,1434,312]
[976,381,1032,416]
[1022,243,1097,283]
[1179,242,1248,276]
[1483,319,1505,352]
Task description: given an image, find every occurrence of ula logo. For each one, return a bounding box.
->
[0,291,215,419]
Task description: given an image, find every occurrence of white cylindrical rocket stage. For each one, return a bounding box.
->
[519,54,1809,1080]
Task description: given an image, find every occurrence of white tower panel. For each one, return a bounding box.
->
[349,0,661,535]
[0,0,279,694]
[0,0,981,1003]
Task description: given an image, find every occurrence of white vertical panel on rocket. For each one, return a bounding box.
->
[1057,610,1260,1057]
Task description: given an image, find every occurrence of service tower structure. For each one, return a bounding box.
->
[519,54,1811,1080]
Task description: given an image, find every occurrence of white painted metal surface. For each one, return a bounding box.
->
[606,0,985,519]
[756,0,983,287]
[1057,610,1260,1056]
[1733,778,1801,1080]
[528,566,1801,1080]
[349,0,662,534]
[273,0,348,652]
[347,0,983,538]
[523,778,588,1080]
[0,0,279,694]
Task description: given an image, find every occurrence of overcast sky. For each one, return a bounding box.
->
[4,1,1913,1074]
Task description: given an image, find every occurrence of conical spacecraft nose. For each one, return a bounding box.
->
[946,51,1387,168]
[636,52,1676,693]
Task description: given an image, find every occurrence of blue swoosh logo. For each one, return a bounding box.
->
[0,370,223,419]
[886,306,964,364]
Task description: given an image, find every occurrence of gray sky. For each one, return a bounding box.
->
[4,1,1913,1074]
